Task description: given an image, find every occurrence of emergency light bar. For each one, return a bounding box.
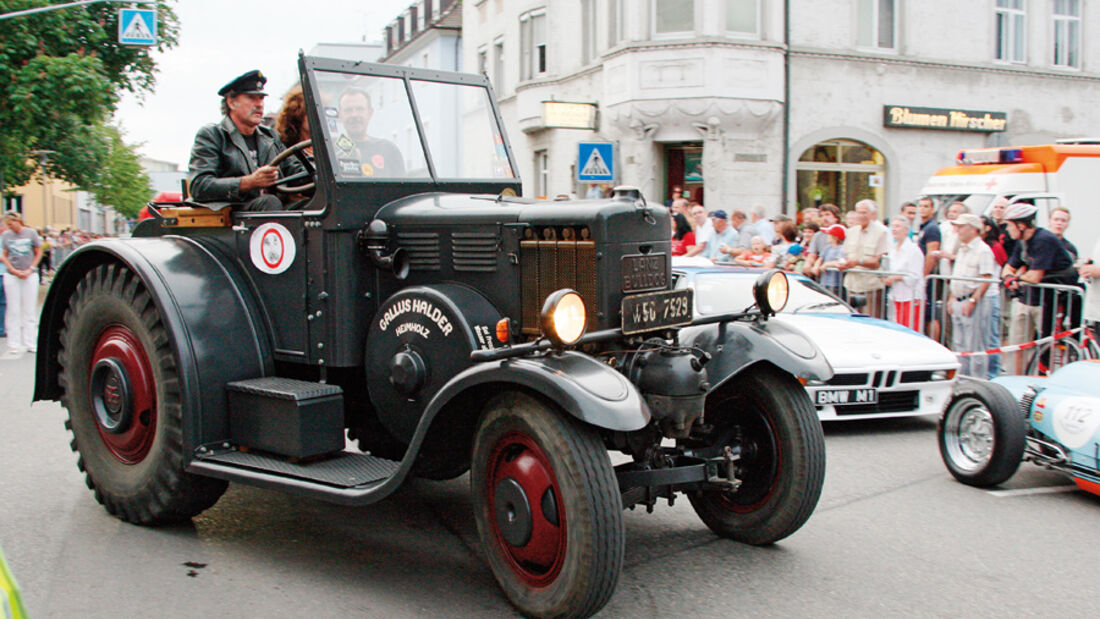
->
[956,148,1023,165]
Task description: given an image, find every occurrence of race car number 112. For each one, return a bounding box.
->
[621,289,694,335]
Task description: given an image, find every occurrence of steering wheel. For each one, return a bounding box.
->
[269,139,316,194]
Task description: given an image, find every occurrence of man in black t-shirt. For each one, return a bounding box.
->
[336,88,405,178]
[916,196,942,339]
[1001,202,1077,372]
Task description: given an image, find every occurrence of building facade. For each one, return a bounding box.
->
[451,0,1100,218]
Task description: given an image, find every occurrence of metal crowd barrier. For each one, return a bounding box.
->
[811,268,1088,379]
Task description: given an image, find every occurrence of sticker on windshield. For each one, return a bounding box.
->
[249,222,297,275]
[337,159,362,176]
[336,134,355,154]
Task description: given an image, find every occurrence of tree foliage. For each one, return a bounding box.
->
[0,0,179,206]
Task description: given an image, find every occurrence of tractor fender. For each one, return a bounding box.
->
[34,237,273,452]
[679,319,833,392]
[419,351,651,433]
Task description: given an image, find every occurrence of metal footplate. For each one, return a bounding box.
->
[199,450,400,488]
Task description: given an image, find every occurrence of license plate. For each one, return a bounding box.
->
[621,253,668,292]
[815,389,878,405]
[622,289,694,335]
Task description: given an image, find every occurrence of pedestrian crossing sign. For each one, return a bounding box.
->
[577,142,615,182]
[118,8,157,46]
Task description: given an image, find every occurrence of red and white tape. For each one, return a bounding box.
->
[957,327,1083,357]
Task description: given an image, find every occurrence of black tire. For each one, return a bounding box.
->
[938,377,1026,487]
[59,264,227,525]
[687,367,826,546]
[471,393,623,619]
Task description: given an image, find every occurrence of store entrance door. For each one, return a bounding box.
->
[664,142,704,205]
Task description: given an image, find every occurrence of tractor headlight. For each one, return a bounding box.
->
[541,289,587,346]
[753,270,789,316]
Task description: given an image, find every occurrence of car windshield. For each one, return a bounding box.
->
[314,69,514,181]
[691,273,852,315]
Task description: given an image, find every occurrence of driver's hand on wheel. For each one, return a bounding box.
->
[240,165,279,192]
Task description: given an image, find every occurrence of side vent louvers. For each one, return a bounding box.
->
[453,232,500,272]
[396,232,441,271]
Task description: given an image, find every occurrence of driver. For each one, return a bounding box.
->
[188,70,306,211]
[336,87,405,177]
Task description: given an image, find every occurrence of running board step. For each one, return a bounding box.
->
[196,450,400,488]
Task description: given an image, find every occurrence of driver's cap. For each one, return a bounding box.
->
[218,70,268,97]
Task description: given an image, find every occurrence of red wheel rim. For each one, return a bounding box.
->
[486,432,567,588]
[89,325,157,464]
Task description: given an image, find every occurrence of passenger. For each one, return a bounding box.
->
[336,88,405,177]
[188,70,306,211]
[275,83,313,157]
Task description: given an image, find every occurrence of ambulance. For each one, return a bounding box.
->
[919,139,1100,251]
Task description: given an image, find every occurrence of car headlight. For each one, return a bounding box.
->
[540,289,587,346]
[931,369,957,381]
[753,269,789,316]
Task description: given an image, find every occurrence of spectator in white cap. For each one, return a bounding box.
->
[949,213,997,378]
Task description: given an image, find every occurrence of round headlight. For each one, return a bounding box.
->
[540,289,587,346]
[753,270,789,316]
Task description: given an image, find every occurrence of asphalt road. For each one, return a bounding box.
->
[2,349,1097,618]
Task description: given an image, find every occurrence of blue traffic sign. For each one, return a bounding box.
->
[577,142,615,182]
[118,8,156,46]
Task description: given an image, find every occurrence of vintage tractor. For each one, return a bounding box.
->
[35,56,829,618]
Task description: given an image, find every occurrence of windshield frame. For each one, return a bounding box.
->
[302,55,519,186]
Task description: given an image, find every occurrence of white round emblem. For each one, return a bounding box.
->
[1051,396,1100,450]
[249,222,297,275]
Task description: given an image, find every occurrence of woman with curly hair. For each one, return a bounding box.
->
[275,83,312,156]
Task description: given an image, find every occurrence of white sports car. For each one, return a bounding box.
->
[674,265,960,421]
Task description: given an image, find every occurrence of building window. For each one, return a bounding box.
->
[426,0,435,20]
[520,9,547,80]
[397,16,406,45]
[652,0,695,38]
[796,140,886,217]
[1053,0,1081,68]
[995,0,1026,63]
[478,46,488,75]
[581,0,598,64]
[608,0,626,47]
[493,38,505,91]
[3,195,23,214]
[410,6,419,35]
[535,150,549,198]
[726,0,759,37]
[856,0,895,49]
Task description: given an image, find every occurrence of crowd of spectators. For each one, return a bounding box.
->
[667,191,1100,379]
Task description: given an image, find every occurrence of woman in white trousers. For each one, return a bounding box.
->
[1,211,43,355]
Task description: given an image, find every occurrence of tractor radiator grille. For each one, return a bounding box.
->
[397,232,441,271]
[452,232,500,273]
[520,240,597,334]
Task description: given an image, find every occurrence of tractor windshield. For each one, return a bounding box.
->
[314,69,514,182]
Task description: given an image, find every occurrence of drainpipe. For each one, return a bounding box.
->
[781,0,791,216]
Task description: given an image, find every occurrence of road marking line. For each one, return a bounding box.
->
[988,485,1078,497]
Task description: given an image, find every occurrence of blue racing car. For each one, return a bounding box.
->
[939,361,1100,496]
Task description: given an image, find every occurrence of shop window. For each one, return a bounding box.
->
[520,9,548,80]
[995,0,1026,63]
[857,0,895,50]
[3,195,23,214]
[1053,0,1081,69]
[795,139,885,214]
[652,0,695,38]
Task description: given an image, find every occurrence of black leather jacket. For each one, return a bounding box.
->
[187,116,305,206]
